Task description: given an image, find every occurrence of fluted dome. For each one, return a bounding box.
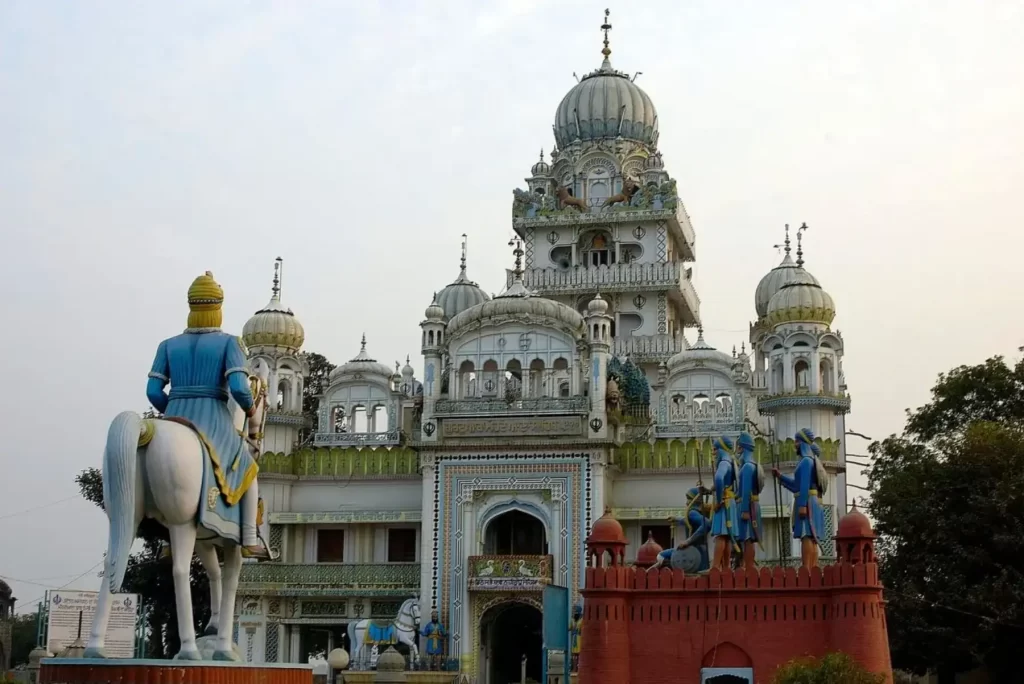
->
[376,646,406,672]
[242,293,305,353]
[755,252,820,319]
[424,293,445,321]
[436,267,490,321]
[447,274,584,340]
[531,150,551,176]
[587,293,609,316]
[836,504,875,540]
[766,281,836,327]
[554,57,658,149]
[588,510,627,544]
[329,335,394,383]
[667,328,734,372]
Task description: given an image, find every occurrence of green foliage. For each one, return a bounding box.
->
[608,357,650,406]
[76,468,209,658]
[772,652,885,684]
[868,351,1024,680]
[8,611,40,667]
[301,352,336,417]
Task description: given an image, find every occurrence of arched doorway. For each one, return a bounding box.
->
[483,510,548,555]
[480,602,542,684]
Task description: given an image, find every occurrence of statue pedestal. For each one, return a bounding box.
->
[39,658,313,684]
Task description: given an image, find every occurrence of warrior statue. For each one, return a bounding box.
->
[147,272,270,560]
[569,604,583,671]
[420,609,447,669]
[653,486,711,573]
[710,436,739,572]
[773,428,828,570]
[735,432,765,572]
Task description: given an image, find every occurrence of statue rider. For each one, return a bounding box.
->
[652,486,711,573]
[773,428,827,570]
[710,436,739,572]
[146,272,270,560]
[735,432,764,572]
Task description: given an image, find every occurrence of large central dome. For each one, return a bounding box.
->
[553,57,658,149]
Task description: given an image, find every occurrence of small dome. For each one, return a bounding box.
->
[644,152,665,170]
[424,293,445,321]
[376,646,406,672]
[329,335,394,383]
[587,293,609,316]
[242,261,305,352]
[554,56,658,148]
[447,293,585,340]
[531,149,551,176]
[766,281,836,327]
[754,252,820,319]
[436,267,490,321]
[667,328,735,372]
[588,510,627,544]
[402,355,415,377]
[636,531,664,567]
[836,504,875,539]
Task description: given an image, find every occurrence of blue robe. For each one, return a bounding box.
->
[778,447,825,542]
[710,455,738,539]
[736,455,763,543]
[421,620,447,656]
[658,510,711,572]
[147,330,255,543]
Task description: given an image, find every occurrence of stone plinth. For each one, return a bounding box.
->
[39,658,313,684]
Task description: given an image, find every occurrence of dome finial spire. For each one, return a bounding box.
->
[460,233,468,276]
[272,256,282,299]
[600,8,612,63]
[361,333,367,352]
[508,236,524,278]
[796,222,808,267]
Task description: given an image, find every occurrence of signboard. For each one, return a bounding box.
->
[270,510,422,524]
[441,416,582,439]
[47,590,139,658]
[541,584,571,684]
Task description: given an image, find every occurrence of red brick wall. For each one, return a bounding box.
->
[579,564,893,684]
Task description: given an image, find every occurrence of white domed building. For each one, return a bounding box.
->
[235,17,852,683]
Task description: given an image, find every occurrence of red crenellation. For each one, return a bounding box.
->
[579,513,893,684]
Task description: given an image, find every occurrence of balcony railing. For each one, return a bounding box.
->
[266,410,311,428]
[238,562,420,596]
[757,392,852,416]
[613,334,686,363]
[312,430,402,447]
[467,555,553,591]
[259,447,420,478]
[434,396,589,417]
[511,261,685,293]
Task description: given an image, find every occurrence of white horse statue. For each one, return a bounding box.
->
[348,598,421,667]
[83,372,270,661]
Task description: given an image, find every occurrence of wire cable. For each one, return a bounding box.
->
[14,560,105,611]
[0,494,82,521]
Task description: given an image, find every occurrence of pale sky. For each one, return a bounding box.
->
[2,1,1022,612]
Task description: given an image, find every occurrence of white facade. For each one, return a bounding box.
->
[232,27,852,684]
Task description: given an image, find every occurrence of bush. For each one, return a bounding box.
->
[772,652,886,684]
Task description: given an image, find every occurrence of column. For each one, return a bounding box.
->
[268,368,279,406]
[571,244,578,266]
[809,350,821,393]
[783,350,794,392]
[419,456,437,620]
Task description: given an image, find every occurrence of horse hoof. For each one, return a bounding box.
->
[82,647,107,659]
[203,623,218,637]
[174,648,203,661]
[213,649,241,662]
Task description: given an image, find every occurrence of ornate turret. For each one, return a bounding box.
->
[434,235,490,321]
[242,258,306,354]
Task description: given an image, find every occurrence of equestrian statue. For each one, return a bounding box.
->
[773,428,828,570]
[84,271,272,661]
[348,598,422,667]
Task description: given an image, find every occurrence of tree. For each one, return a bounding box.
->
[8,612,39,667]
[772,652,885,684]
[75,467,209,658]
[301,352,336,417]
[867,351,1024,681]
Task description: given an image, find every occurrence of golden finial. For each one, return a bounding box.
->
[601,8,612,59]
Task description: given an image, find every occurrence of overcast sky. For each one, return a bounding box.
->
[2,1,1022,612]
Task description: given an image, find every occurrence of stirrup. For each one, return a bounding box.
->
[241,544,272,561]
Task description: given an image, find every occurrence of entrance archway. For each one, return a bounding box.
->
[483,510,548,555]
[480,602,542,684]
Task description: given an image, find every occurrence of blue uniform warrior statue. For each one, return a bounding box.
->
[569,603,583,671]
[146,272,270,560]
[654,486,711,573]
[710,436,739,571]
[735,432,765,572]
[421,609,447,669]
[773,428,828,570]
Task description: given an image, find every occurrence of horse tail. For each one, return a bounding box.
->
[347,620,358,657]
[104,411,141,594]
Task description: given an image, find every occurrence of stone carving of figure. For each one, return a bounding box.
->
[605,377,621,413]
[420,609,447,668]
[146,272,269,559]
[735,432,765,572]
[653,486,712,573]
[773,428,828,570]
[709,436,739,571]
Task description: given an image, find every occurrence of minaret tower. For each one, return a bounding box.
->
[419,292,446,443]
[242,258,309,454]
[586,293,613,441]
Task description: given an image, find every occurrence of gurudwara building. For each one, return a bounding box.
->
[233,19,851,684]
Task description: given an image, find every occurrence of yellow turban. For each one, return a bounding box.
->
[187,271,224,328]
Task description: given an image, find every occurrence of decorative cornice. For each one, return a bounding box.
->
[757,392,851,415]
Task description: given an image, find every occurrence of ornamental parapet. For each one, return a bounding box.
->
[313,430,402,447]
[238,562,420,596]
[467,555,553,591]
[433,396,589,417]
[612,436,841,473]
[584,561,881,593]
[612,334,686,363]
[266,411,312,428]
[757,392,852,415]
[259,446,419,478]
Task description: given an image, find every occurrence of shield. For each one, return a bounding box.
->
[754,463,765,494]
[814,456,828,495]
[670,547,702,574]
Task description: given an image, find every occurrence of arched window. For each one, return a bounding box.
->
[332,406,347,433]
[481,359,500,397]
[459,360,476,399]
[529,358,546,397]
[820,359,833,393]
[772,362,784,394]
[693,393,711,413]
[795,360,810,390]
[715,393,732,413]
[372,405,388,433]
[352,405,368,433]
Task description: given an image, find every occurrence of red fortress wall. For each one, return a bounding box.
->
[578,512,893,684]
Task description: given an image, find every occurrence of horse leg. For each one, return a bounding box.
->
[168,523,201,660]
[195,541,221,636]
[212,543,242,660]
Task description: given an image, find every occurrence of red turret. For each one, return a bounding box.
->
[635,531,663,569]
